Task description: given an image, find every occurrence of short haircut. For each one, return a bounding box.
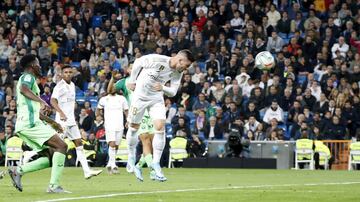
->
[62,64,72,70]
[20,54,37,70]
[178,49,195,63]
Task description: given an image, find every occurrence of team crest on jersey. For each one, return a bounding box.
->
[158,65,165,71]
[24,74,32,82]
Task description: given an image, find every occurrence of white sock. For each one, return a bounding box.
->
[107,146,117,168]
[152,131,165,164]
[76,146,91,174]
[126,127,138,166]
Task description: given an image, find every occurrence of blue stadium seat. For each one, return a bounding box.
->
[283,111,288,123]
[70,62,80,68]
[285,125,293,140]
[92,15,103,28]
[218,74,224,81]
[260,110,265,121]
[89,96,98,109]
[185,111,196,130]
[198,62,206,72]
[83,82,89,91]
[297,75,307,85]
[166,123,173,138]
[278,124,288,139]
[76,96,86,105]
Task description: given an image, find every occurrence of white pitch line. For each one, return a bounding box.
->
[35,181,360,202]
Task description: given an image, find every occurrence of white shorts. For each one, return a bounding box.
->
[63,125,81,140]
[106,130,123,145]
[127,97,166,124]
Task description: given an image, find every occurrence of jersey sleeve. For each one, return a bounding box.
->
[51,85,64,100]
[128,55,152,83]
[162,72,183,97]
[114,79,126,92]
[97,97,105,109]
[122,96,129,110]
[20,74,35,89]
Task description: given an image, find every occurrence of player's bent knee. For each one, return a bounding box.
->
[130,123,140,129]
[154,130,165,135]
[73,139,82,147]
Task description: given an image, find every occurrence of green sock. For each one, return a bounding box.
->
[17,157,50,175]
[49,152,65,186]
[144,154,153,167]
[136,155,146,168]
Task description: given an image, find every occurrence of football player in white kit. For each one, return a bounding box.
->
[97,82,129,174]
[51,65,102,179]
[126,49,194,181]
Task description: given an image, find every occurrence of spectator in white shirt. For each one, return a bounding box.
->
[310,81,322,101]
[64,22,77,42]
[230,10,244,33]
[266,4,281,27]
[244,115,260,134]
[196,1,208,16]
[263,100,284,124]
[192,66,205,84]
[0,39,14,63]
[331,36,349,59]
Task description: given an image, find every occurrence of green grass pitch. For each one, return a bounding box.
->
[1,167,360,202]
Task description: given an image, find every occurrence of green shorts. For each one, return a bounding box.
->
[16,121,57,152]
[138,115,155,135]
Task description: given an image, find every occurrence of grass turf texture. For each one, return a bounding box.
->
[0,167,360,202]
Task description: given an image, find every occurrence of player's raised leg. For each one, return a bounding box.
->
[73,137,102,178]
[149,103,167,182]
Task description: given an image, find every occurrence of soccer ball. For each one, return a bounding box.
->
[255,51,275,71]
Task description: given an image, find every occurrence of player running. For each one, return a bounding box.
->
[107,67,156,181]
[51,65,102,179]
[125,50,194,181]
[8,54,69,193]
[97,77,129,175]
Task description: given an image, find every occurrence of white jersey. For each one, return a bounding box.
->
[51,79,76,126]
[97,94,129,131]
[129,54,183,101]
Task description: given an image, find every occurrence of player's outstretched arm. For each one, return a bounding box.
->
[107,70,118,94]
[50,98,67,121]
[162,72,182,97]
[128,56,147,85]
[40,113,64,133]
[20,84,50,112]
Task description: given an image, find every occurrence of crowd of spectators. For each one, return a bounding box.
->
[1,0,360,161]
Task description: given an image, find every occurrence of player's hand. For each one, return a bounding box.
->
[41,101,51,115]
[125,122,129,129]
[126,83,136,91]
[153,82,163,91]
[51,122,64,134]
[60,112,67,122]
[112,70,119,79]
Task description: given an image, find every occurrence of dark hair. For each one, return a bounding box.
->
[178,49,195,63]
[20,54,37,70]
[62,64,72,70]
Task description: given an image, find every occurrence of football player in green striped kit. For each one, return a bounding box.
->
[8,54,69,193]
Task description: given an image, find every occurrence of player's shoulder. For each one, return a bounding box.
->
[21,73,35,82]
[143,54,170,64]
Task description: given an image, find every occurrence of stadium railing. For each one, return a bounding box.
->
[322,140,351,170]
